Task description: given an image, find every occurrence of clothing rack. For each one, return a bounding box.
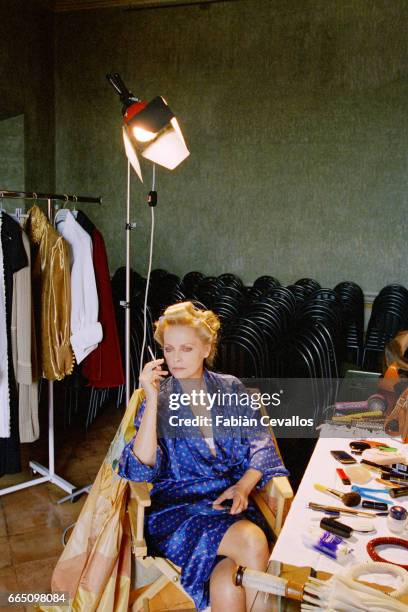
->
[0,189,102,498]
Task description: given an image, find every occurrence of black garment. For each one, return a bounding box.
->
[75,209,95,237]
[0,212,28,476]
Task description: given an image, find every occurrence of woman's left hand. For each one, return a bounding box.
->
[212,483,249,515]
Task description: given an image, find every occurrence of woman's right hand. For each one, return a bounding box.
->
[139,358,168,399]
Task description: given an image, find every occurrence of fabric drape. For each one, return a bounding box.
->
[11,230,39,443]
[54,210,102,364]
[76,210,124,388]
[0,212,10,437]
[0,212,28,474]
[45,389,145,612]
[25,205,74,381]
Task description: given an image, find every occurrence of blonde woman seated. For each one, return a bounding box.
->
[118,302,289,612]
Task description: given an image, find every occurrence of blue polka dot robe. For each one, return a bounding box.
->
[118,370,289,610]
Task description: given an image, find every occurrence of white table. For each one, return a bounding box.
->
[253,435,408,610]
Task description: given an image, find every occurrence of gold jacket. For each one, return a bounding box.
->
[25,205,74,381]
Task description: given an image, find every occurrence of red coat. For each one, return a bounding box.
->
[81,229,124,388]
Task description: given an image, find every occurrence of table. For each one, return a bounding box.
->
[253,435,408,611]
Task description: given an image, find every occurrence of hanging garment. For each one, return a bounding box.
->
[11,230,39,443]
[25,205,74,381]
[0,212,28,475]
[76,210,124,388]
[0,213,10,437]
[54,210,102,364]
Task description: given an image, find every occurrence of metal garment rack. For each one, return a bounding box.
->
[0,189,102,497]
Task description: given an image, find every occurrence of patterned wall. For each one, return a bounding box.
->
[53,0,408,291]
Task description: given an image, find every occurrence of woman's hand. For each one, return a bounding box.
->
[212,483,249,515]
[139,358,168,399]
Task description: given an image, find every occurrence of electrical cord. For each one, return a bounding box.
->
[139,164,156,375]
[62,522,77,547]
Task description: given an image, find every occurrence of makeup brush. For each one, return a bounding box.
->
[308,502,385,517]
[314,483,361,507]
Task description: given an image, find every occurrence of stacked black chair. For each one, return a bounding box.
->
[181,271,205,298]
[148,271,184,320]
[287,283,310,305]
[253,275,281,294]
[294,278,321,296]
[216,318,267,378]
[362,284,408,371]
[335,281,365,366]
[192,276,219,310]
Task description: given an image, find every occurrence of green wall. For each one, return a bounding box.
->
[0,0,55,199]
[0,115,25,206]
[50,1,408,290]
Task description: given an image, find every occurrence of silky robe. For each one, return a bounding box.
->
[118,370,289,610]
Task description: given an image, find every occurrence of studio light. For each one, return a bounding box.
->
[107,73,189,181]
[107,72,190,406]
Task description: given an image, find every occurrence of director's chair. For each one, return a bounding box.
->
[127,390,293,611]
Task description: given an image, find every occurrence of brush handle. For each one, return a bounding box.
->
[314,483,344,500]
[235,567,304,601]
[308,502,375,517]
[235,566,287,595]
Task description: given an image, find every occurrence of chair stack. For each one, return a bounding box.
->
[362,284,408,371]
[334,281,365,366]
[216,287,294,379]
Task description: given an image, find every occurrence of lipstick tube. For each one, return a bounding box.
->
[389,487,408,499]
[362,500,388,511]
[320,517,353,538]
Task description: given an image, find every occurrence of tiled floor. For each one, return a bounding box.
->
[0,395,191,611]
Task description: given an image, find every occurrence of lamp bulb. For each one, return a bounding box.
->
[133,127,157,143]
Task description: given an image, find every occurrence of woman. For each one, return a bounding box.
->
[118,302,289,611]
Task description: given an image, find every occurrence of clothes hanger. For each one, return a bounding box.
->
[72,195,78,218]
[13,192,32,225]
[54,194,70,228]
[0,192,15,240]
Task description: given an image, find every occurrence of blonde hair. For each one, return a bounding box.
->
[154,302,220,367]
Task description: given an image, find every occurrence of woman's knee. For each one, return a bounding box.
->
[237,521,269,560]
[218,520,269,563]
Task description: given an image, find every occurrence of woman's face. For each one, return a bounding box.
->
[163,325,211,380]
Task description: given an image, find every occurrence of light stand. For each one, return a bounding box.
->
[107,73,189,406]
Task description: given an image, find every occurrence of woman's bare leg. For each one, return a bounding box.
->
[209,557,246,612]
[216,520,270,611]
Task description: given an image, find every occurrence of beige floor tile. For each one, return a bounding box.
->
[49,464,93,489]
[15,556,60,593]
[0,470,41,490]
[1,484,50,510]
[53,494,86,530]
[0,565,19,592]
[0,537,12,570]
[8,527,63,565]
[0,508,7,538]
[4,499,60,536]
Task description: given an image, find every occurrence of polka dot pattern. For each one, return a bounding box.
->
[118,370,289,610]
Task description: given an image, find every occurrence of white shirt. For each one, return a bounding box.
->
[55,209,102,364]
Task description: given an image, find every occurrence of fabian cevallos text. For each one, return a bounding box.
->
[166,390,314,428]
